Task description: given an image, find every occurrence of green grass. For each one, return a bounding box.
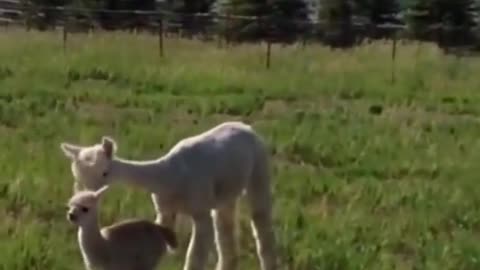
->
[1,28,480,270]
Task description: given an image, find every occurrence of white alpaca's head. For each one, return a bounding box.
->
[66,186,109,226]
[60,136,117,191]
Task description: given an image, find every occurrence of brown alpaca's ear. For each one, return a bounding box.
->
[60,143,82,160]
[101,136,117,159]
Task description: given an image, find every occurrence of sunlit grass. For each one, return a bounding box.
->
[0,28,480,270]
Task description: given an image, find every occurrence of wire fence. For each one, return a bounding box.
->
[1,1,479,75]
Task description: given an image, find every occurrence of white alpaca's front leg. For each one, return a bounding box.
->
[151,194,177,229]
[212,202,237,270]
[183,212,214,270]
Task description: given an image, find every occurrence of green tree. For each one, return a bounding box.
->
[213,0,271,42]
[405,0,437,39]
[214,0,310,42]
[353,0,400,25]
[406,0,478,46]
[21,0,159,30]
[96,0,156,30]
[22,0,68,30]
[353,0,401,39]
[165,0,215,36]
[317,0,355,47]
[443,0,478,47]
[270,0,312,42]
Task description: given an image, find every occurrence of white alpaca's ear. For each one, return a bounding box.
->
[60,143,82,160]
[101,136,117,159]
[94,185,110,198]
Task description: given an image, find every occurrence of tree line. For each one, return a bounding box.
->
[15,0,480,48]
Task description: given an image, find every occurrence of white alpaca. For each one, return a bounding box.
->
[66,185,177,270]
[60,121,277,270]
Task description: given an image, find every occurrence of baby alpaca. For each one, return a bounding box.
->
[66,186,177,270]
[60,121,277,270]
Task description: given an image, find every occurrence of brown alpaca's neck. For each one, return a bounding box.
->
[78,216,108,268]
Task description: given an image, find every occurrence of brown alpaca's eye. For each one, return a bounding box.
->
[102,171,108,177]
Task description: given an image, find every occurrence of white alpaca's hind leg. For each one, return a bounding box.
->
[151,193,177,229]
[212,201,238,270]
[246,157,277,270]
[247,197,276,270]
[183,212,214,270]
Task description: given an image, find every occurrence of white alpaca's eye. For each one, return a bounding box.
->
[81,207,89,213]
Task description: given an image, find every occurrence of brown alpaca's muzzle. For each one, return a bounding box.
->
[67,212,77,223]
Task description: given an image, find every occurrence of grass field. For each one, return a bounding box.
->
[1,29,480,270]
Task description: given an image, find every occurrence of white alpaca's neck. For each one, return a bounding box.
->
[110,155,175,193]
[78,216,108,269]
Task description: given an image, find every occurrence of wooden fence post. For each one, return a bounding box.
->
[301,21,308,49]
[63,11,68,53]
[264,17,271,69]
[225,11,231,48]
[266,39,272,69]
[25,4,32,31]
[391,32,397,84]
[217,15,224,49]
[158,15,164,57]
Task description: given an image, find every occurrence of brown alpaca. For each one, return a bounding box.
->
[66,186,177,270]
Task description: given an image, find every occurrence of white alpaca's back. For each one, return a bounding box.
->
[155,121,268,211]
